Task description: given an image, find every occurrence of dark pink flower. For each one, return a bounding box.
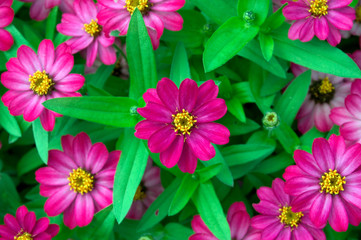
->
[252,178,325,240]
[126,158,163,220]
[283,135,361,232]
[190,202,260,240]
[97,0,185,49]
[57,0,116,67]
[1,40,85,131]
[0,0,14,51]
[135,78,229,174]
[291,63,351,133]
[341,2,361,39]
[19,0,60,21]
[0,205,59,239]
[35,132,121,229]
[283,0,355,46]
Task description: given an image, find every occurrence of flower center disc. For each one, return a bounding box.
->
[68,168,94,194]
[320,169,346,194]
[29,70,54,96]
[15,232,33,240]
[309,0,328,17]
[133,184,147,201]
[83,19,102,37]
[125,0,149,15]
[279,206,303,228]
[309,77,335,103]
[172,109,197,135]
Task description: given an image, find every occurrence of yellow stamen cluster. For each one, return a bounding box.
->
[68,168,94,194]
[356,6,361,22]
[172,109,197,136]
[318,77,334,94]
[133,185,146,201]
[83,19,102,37]
[320,169,346,195]
[279,206,304,228]
[15,232,33,240]
[29,70,54,96]
[309,0,328,17]
[125,0,149,15]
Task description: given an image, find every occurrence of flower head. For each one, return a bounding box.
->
[0,205,59,239]
[135,78,229,174]
[1,40,85,131]
[252,178,325,240]
[97,0,185,49]
[283,0,355,46]
[0,0,14,51]
[18,0,60,21]
[283,135,361,231]
[35,132,121,229]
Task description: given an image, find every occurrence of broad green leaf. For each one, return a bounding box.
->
[170,42,191,86]
[45,7,58,40]
[17,149,43,176]
[274,121,301,154]
[4,25,33,59]
[237,0,269,26]
[86,64,115,88]
[219,115,260,136]
[259,33,274,61]
[350,0,359,8]
[43,97,138,128]
[164,223,193,240]
[197,163,223,183]
[32,119,48,164]
[260,72,292,97]
[226,98,246,122]
[189,0,237,25]
[0,101,21,137]
[275,70,312,126]
[54,33,71,47]
[300,127,326,151]
[232,82,255,104]
[113,130,148,223]
[272,24,361,78]
[192,181,231,240]
[12,0,24,13]
[0,173,21,213]
[254,152,294,174]
[127,9,157,100]
[204,17,259,72]
[260,3,287,32]
[87,84,112,96]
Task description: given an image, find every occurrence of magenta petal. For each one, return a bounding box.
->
[179,78,198,112]
[137,102,173,123]
[29,0,50,21]
[195,122,230,145]
[291,190,319,212]
[16,206,28,229]
[54,73,85,92]
[134,120,165,140]
[329,195,348,232]
[193,98,227,123]
[309,193,332,228]
[142,88,162,105]
[312,138,335,172]
[23,95,45,122]
[0,225,16,238]
[74,194,95,227]
[327,23,341,46]
[45,224,59,237]
[23,212,36,233]
[44,185,77,216]
[282,4,310,20]
[345,94,361,118]
[156,78,179,112]
[330,106,355,126]
[328,0,352,9]
[251,215,278,230]
[1,71,30,91]
[17,45,42,74]
[86,40,98,67]
[32,218,49,236]
[39,108,56,132]
[340,121,361,142]
[37,39,54,73]
[0,6,14,28]
[97,43,116,65]
[284,177,319,196]
[288,18,307,40]
[272,178,290,205]
[329,135,346,169]
[327,9,354,30]
[90,185,113,209]
[48,149,77,174]
[293,150,321,177]
[160,135,184,168]
[155,11,183,31]
[6,57,26,73]
[63,201,77,229]
[50,53,74,80]
[253,200,280,216]
[102,150,121,170]
[95,169,115,188]
[191,215,213,235]
[148,125,176,153]
[33,232,52,240]
[144,12,164,39]
[35,167,68,186]
[151,0,185,12]
[177,142,198,173]
[86,142,109,174]
[229,210,250,240]
[73,0,97,23]
[256,186,278,204]
[293,225,313,240]
[61,134,75,159]
[4,214,20,232]
[260,221,283,239]
[314,16,329,40]
[299,18,315,42]
[72,132,92,168]
[196,80,218,106]
[338,144,361,176]
[186,130,215,161]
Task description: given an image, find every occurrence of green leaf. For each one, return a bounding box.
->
[237,0,269,26]
[164,223,193,240]
[204,17,259,72]
[0,101,21,137]
[12,0,24,13]
[255,152,294,174]
[17,149,43,176]
[261,3,287,32]
[275,70,311,126]
[32,119,48,164]
[274,121,301,154]
[168,174,199,216]
[259,33,274,61]
[43,97,138,128]
[226,98,246,123]
[220,115,260,136]
[86,64,115,88]
[350,0,359,8]
[192,181,231,240]
[127,9,157,100]
[113,130,148,223]
[272,24,361,78]
[170,42,191,86]
[45,7,58,40]
[0,173,21,213]
[232,82,255,103]
[3,25,33,59]
[197,163,223,183]
[189,0,237,25]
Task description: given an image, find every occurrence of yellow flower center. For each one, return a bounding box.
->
[15,232,33,240]
[125,0,149,15]
[318,77,334,94]
[133,185,147,201]
[309,77,335,104]
[83,19,102,37]
[356,6,361,22]
[309,0,328,17]
[29,70,54,96]
[320,169,346,195]
[279,206,304,228]
[172,109,197,136]
[68,168,94,195]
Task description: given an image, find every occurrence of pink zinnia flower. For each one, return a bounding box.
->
[0,205,59,239]
[190,202,260,240]
[283,0,355,46]
[126,158,163,220]
[59,0,75,14]
[252,178,325,240]
[1,40,85,131]
[291,63,351,133]
[341,2,361,39]
[35,132,121,229]
[135,78,229,174]
[0,0,14,51]
[283,135,361,232]
[57,0,116,67]
[97,0,185,49]
[19,0,60,21]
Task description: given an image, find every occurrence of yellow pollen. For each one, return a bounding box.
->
[29,70,54,96]
[320,169,346,195]
[68,168,94,195]
[356,6,361,22]
[279,206,303,228]
[14,231,33,240]
[172,109,197,136]
[318,77,334,94]
[309,0,328,17]
[133,185,146,201]
[125,0,149,15]
[83,19,102,37]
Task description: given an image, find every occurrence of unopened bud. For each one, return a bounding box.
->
[262,112,280,129]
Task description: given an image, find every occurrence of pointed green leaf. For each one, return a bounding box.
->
[170,42,191,86]
[32,119,48,164]
[259,33,274,61]
[237,0,269,26]
[45,7,58,40]
[274,121,301,154]
[189,0,237,25]
[0,101,21,137]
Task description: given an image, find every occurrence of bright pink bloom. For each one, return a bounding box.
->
[135,78,229,174]
[126,158,163,220]
[283,0,355,46]
[190,202,260,240]
[19,0,60,21]
[283,135,361,232]
[59,0,75,14]
[1,40,85,131]
[35,132,121,229]
[57,0,116,67]
[97,0,185,49]
[0,205,59,239]
[291,63,351,133]
[0,0,14,51]
[252,178,325,240]
[342,2,361,39]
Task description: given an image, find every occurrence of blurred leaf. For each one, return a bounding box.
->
[237,0,269,26]
[170,42,191,86]
[226,98,246,123]
[350,0,359,7]
[87,84,112,96]
[32,119,48,164]
[86,64,115,88]
[17,148,43,176]
[197,163,223,183]
[259,33,274,61]
[220,115,260,136]
[190,0,237,25]
[260,3,287,32]
[232,82,255,103]
[223,143,275,166]
[254,152,293,174]
[0,173,21,214]
[164,223,193,240]
[0,101,21,137]
[274,121,301,154]
[45,7,58,40]
[12,0,24,13]
[4,25,33,59]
